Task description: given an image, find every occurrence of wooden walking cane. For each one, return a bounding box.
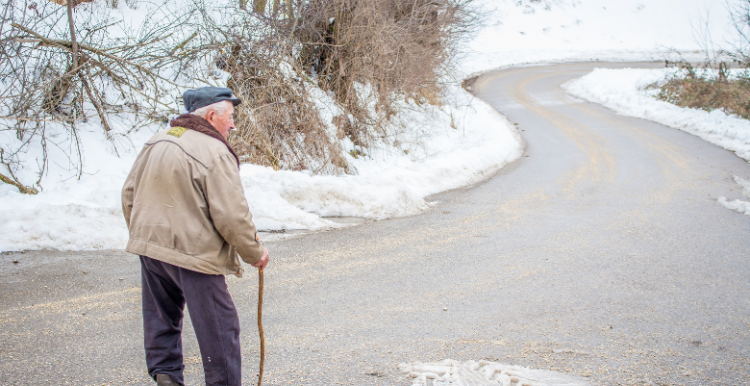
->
[257,266,265,386]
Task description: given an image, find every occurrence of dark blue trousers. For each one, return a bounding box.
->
[140,255,242,386]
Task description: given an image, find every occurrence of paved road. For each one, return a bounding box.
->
[2,62,750,386]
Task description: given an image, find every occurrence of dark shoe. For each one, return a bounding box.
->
[156,374,180,386]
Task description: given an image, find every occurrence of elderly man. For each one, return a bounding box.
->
[122,87,269,386]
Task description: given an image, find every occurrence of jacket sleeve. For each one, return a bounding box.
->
[121,166,136,230]
[204,154,265,265]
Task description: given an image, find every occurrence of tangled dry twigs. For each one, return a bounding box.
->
[0,0,198,191]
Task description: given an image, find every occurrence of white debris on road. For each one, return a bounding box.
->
[399,359,590,386]
[719,176,750,216]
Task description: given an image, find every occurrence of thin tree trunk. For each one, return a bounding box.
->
[65,0,79,70]
[65,1,111,132]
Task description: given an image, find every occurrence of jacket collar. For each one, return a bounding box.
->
[169,114,240,167]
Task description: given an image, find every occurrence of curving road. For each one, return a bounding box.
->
[2,62,750,386]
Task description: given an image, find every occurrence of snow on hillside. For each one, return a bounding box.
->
[0,0,735,251]
[460,0,732,76]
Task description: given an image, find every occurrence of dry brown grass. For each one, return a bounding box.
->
[222,45,349,174]
[650,0,750,121]
[296,0,463,110]
[653,62,750,120]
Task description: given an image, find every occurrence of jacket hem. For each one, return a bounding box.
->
[126,239,242,277]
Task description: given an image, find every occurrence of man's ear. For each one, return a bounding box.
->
[204,109,215,122]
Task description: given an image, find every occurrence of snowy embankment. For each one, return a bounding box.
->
[239,85,523,230]
[562,67,750,215]
[0,84,522,251]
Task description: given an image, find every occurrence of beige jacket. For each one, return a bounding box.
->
[122,126,264,277]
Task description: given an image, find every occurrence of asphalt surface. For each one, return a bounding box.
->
[2,62,750,386]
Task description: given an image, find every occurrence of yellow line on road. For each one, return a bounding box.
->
[510,71,616,196]
[558,87,698,205]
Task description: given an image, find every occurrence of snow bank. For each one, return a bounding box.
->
[0,84,521,251]
[561,68,750,161]
[245,86,522,227]
[0,117,154,251]
[399,359,590,386]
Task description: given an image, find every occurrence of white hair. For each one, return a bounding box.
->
[191,100,232,118]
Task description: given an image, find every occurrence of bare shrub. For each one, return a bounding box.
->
[221,40,348,173]
[650,62,750,120]
[648,1,750,121]
[213,0,475,174]
[185,6,347,174]
[293,0,474,156]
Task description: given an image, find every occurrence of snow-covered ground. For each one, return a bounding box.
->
[562,67,750,216]
[0,84,522,250]
[0,0,737,251]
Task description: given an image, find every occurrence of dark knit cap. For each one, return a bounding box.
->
[183,87,241,112]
